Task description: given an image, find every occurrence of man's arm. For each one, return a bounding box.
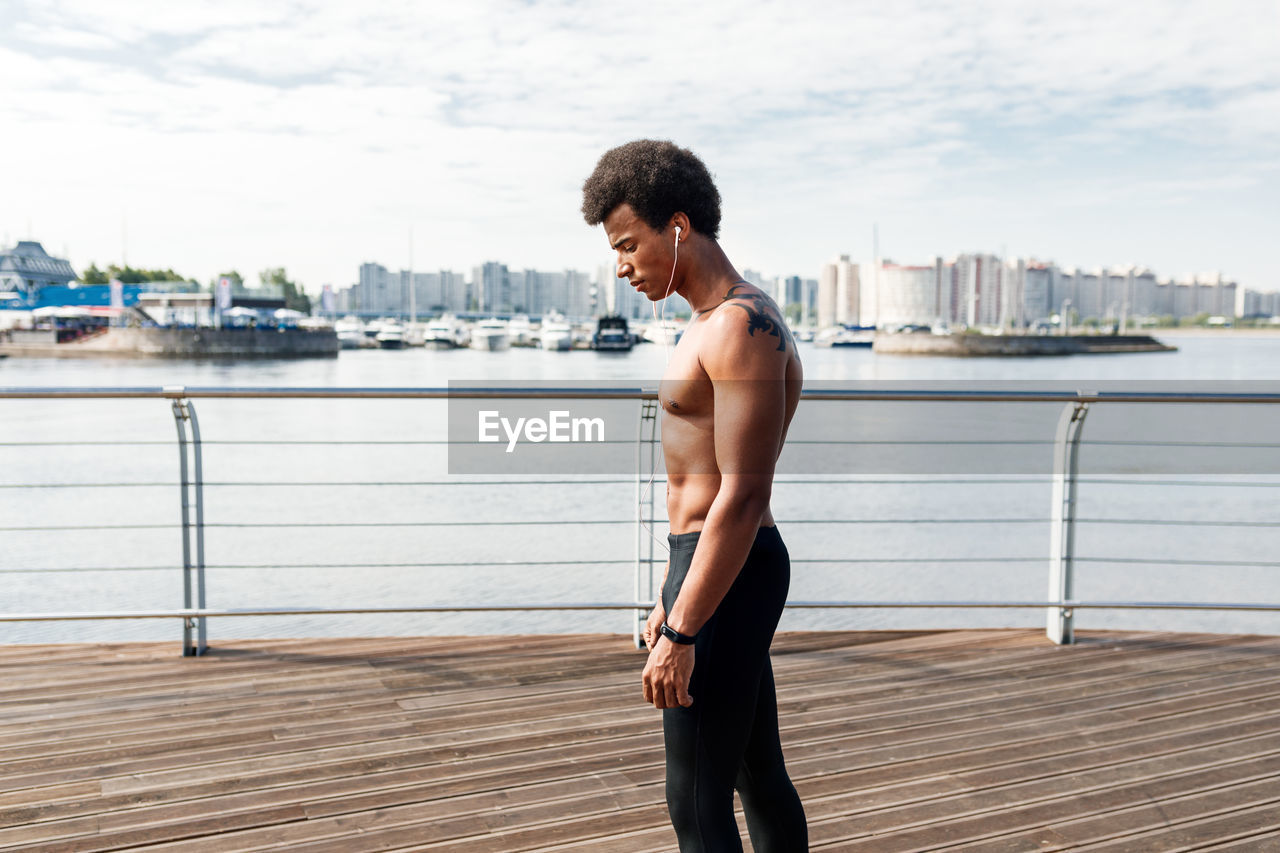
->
[642,308,788,709]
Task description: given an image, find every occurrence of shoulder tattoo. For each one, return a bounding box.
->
[718,284,793,353]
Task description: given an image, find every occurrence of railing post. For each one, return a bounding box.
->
[188,400,208,654]
[634,397,660,649]
[168,388,208,656]
[1047,397,1091,645]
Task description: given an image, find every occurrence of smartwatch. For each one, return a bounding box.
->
[659,621,697,645]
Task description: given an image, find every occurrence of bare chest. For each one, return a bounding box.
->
[657,326,713,423]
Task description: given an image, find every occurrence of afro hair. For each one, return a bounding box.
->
[581,140,721,239]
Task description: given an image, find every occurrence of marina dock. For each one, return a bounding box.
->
[2,629,1278,851]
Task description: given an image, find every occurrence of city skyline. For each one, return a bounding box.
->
[9,236,1277,325]
[2,1,1277,294]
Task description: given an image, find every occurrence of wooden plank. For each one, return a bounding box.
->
[0,630,1275,853]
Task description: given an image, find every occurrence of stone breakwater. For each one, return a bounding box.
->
[0,327,338,358]
[873,333,1176,357]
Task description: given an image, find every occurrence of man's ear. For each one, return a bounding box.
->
[669,212,691,238]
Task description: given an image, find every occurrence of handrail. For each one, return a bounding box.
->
[1,599,1277,622]
[4,386,1280,403]
[2,385,1277,654]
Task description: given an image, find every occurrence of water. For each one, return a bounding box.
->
[2,328,1278,642]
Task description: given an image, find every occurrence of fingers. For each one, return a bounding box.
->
[641,655,693,710]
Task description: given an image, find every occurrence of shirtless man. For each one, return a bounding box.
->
[582,140,808,852]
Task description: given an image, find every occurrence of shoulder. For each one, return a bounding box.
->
[698,283,794,380]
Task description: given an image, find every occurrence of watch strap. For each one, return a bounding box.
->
[659,621,697,645]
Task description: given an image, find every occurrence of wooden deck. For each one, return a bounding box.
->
[1,629,1278,852]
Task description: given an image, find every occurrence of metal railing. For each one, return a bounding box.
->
[2,385,1278,656]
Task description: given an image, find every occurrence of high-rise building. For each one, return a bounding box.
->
[874,260,949,327]
[952,254,1002,327]
[357,262,398,315]
[1023,262,1054,322]
[1130,268,1158,318]
[472,262,512,314]
[818,255,859,328]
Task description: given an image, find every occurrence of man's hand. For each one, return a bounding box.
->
[643,638,695,709]
[643,603,666,652]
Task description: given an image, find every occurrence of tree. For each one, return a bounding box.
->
[260,267,311,313]
[105,264,189,284]
[80,263,109,284]
[80,262,190,284]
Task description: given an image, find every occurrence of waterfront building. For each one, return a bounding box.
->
[342,265,466,316]
[1172,281,1196,318]
[873,260,949,328]
[841,250,1250,328]
[1075,269,1104,321]
[0,241,77,303]
[1129,267,1159,318]
[473,262,512,314]
[818,255,860,328]
[1193,272,1236,317]
[1239,288,1280,318]
[357,263,398,315]
[399,270,468,316]
[952,254,1003,327]
[1001,259,1026,328]
[1054,268,1076,319]
[1022,262,1054,322]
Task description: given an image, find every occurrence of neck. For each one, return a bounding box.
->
[675,239,743,314]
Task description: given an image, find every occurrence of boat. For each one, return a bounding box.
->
[815,324,876,348]
[333,316,366,349]
[508,314,535,347]
[374,319,408,349]
[539,314,573,351]
[423,315,470,349]
[641,320,683,347]
[591,315,633,351]
[470,318,510,351]
[401,322,427,347]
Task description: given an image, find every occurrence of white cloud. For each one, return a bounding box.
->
[1,0,1277,290]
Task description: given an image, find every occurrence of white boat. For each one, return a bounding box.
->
[642,320,683,347]
[401,322,427,347]
[539,316,573,351]
[470,318,510,351]
[423,315,470,349]
[815,325,876,348]
[334,316,365,349]
[508,314,535,347]
[374,319,408,349]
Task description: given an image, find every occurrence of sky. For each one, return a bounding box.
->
[2,0,1278,293]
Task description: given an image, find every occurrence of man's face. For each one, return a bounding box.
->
[603,203,675,302]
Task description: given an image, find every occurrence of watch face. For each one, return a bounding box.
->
[661,623,694,644]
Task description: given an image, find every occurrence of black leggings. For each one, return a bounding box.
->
[662,525,808,852]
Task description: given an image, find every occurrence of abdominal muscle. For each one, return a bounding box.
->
[663,427,775,535]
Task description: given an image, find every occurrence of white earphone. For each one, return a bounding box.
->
[641,222,685,558]
[651,224,682,356]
